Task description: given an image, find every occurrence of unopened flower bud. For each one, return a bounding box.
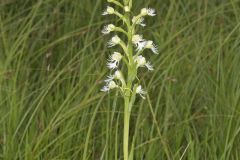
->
[124,6,130,12]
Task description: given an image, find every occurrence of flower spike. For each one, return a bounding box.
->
[100,1,158,159]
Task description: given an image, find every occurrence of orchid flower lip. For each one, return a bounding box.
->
[145,61,154,71]
[107,61,118,69]
[136,85,146,99]
[136,41,147,51]
[101,86,110,92]
[145,40,159,54]
[147,8,156,16]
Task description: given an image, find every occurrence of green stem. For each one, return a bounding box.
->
[123,91,130,160]
[123,7,136,160]
[123,81,135,160]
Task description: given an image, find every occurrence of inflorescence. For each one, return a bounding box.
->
[101,1,158,100]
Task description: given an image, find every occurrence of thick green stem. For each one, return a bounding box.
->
[123,91,130,160]
[123,7,136,159]
[123,80,135,160]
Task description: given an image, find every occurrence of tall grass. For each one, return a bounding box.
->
[0,0,240,159]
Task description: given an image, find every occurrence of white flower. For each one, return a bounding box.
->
[136,85,146,99]
[135,55,154,71]
[140,8,156,16]
[101,80,118,92]
[132,17,146,27]
[102,6,115,15]
[108,35,121,47]
[107,52,122,69]
[145,41,158,54]
[102,24,115,34]
[132,35,146,51]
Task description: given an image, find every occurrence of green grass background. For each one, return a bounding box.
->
[1,0,240,159]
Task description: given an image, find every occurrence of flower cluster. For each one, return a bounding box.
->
[101,2,158,99]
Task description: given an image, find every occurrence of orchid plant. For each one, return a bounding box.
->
[101,0,157,159]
